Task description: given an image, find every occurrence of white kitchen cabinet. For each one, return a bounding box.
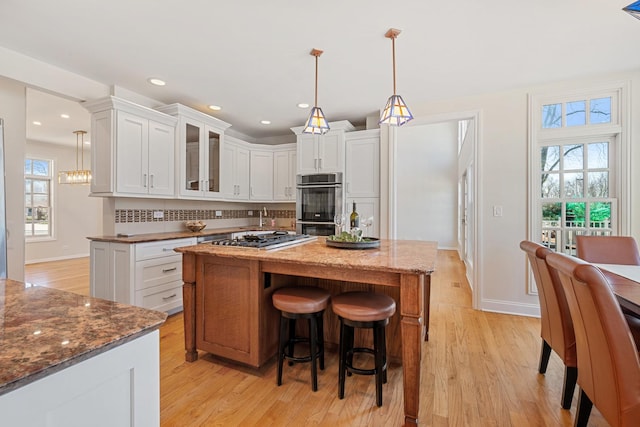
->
[346,197,380,238]
[345,129,380,198]
[84,96,177,197]
[90,237,196,313]
[273,145,297,201]
[156,103,231,199]
[250,149,274,200]
[291,120,355,174]
[221,137,250,200]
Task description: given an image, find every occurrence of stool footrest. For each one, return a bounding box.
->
[346,347,387,376]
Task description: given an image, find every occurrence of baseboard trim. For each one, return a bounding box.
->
[479,298,541,318]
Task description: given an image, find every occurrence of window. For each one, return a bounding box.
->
[529,83,629,269]
[25,158,53,238]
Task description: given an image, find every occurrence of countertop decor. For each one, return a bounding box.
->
[0,279,167,396]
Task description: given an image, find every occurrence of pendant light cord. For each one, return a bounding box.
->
[315,53,319,107]
[392,35,397,95]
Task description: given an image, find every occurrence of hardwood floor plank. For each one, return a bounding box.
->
[26,251,610,426]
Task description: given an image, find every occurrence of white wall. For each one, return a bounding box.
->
[0,76,26,280]
[408,69,640,316]
[25,140,103,263]
[396,121,458,248]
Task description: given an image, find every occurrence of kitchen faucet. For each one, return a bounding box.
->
[259,207,267,228]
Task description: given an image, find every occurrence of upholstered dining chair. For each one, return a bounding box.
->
[520,240,577,409]
[575,235,640,266]
[546,252,640,427]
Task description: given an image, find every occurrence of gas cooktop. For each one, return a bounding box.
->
[210,232,316,249]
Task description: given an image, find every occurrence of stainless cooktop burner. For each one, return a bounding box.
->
[210,232,315,249]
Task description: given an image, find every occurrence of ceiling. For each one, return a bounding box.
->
[3,1,640,144]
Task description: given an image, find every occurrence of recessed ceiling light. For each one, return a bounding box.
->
[147,77,166,86]
[297,103,309,108]
[32,121,41,126]
[260,120,271,125]
[60,114,70,119]
[208,105,222,111]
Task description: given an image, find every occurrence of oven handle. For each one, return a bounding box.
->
[296,220,336,225]
[296,183,342,189]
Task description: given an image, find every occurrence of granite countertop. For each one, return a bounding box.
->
[87,226,295,244]
[176,237,437,275]
[0,279,167,396]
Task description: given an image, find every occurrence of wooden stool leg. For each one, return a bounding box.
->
[309,316,319,392]
[374,323,384,407]
[277,314,288,386]
[338,319,347,399]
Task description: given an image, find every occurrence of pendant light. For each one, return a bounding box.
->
[58,130,91,184]
[623,1,640,19]
[379,28,414,126]
[302,48,330,135]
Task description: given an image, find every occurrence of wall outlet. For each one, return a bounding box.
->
[248,210,253,216]
[215,210,222,217]
[153,210,164,219]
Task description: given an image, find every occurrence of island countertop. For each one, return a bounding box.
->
[0,279,167,396]
[175,237,437,275]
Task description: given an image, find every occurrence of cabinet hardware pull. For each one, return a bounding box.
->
[162,248,174,252]
[143,173,148,187]
[319,158,322,169]
[162,294,177,300]
[150,174,154,188]
[162,267,177,273]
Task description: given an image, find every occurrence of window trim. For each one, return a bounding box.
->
[527,81,631,293]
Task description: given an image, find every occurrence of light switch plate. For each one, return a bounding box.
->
[153,210,164,219]
[493,205,503,217]
[215,210,222,217]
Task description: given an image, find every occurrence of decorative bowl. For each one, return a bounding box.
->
[185,221,206,232]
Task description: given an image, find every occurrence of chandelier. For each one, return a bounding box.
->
[58,130,91,184]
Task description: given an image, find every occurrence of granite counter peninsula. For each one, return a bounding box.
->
[176,237,437,427]
[0,279,167,426]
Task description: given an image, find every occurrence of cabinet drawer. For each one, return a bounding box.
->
[135,282,183,312]
[136,256,183,291]
[135,238,196,261]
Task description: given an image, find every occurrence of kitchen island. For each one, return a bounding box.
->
[176,237,437,426]
[0,279,166,426]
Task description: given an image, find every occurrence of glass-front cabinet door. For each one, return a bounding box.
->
[205,126,220,195]
[184,122,201,194]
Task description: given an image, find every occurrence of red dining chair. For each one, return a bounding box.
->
[520,240,577,409]
[547,252,640,427]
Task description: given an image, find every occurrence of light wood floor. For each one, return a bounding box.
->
[25,253,607,426]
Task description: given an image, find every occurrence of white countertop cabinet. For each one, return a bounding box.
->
[250,149,274,200]
[291,120,355,174]
[90,237,196,313]
[84,96,178,197]
[221,137,250,200]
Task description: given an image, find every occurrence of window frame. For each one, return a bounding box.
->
[527,82,631,293]
[24,157,55,241]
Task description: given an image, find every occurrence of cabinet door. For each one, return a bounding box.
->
[116,111,148,194]
[318,132,343,172]
[180,120,204,197]
[345,134,380,198]
[297,134,319,174]
[196,257,260,366]
[90,241,111,300]
[250,150,274,200]
[203,126,221,197]
[147,121,175,196]
[220,142,236,198]
[273,151,290,200]
[235,146,250,199]
[90,110,114,194]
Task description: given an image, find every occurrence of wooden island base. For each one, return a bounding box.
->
[178,238,437,427]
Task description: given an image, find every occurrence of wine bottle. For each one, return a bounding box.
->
[350,202,360,229]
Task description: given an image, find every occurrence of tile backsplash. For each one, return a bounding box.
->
[115,208,295,223]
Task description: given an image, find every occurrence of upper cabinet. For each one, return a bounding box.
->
[249,149,274,201]
[345,129,380,198]
[84,97,178,197]
[273,144,296,201]
[156,104,232,199]
[291,121,355,174]
[221,136,250,200]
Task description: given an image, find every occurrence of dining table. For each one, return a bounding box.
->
[595,263,640,315]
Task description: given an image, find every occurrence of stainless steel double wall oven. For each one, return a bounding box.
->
[296,173,342,236]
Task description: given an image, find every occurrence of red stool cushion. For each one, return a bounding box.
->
[332,292,396,322]
[272,287,331,314]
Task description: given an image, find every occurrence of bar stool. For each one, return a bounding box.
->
[332,291,396,407]
[272,286,331,392]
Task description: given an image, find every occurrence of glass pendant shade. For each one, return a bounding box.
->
[624,1,640,19]
[58,130,91,184]
[379,94,414,126]
[302,49,330,135]
[303,107,330,135]
[379,28,414,127]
